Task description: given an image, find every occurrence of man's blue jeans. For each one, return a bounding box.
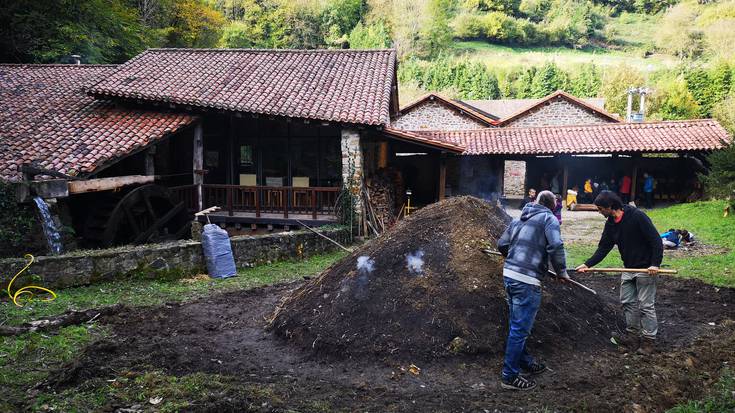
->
[502,277,542,380]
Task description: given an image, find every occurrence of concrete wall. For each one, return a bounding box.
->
[504,99,613,128]
[0,228,350,290]
[391,101,487,131]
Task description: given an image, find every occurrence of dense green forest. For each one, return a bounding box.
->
[1,0,734,126]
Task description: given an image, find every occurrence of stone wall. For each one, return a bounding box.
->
[503,160,526,198]
[391,101,487,131]
[505,99,613,128]
[0,228,350,290]
[341,128,363,212]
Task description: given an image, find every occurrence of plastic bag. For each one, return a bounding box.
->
[201,224,236,278]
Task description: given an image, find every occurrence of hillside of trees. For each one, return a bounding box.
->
[1,0,734,128]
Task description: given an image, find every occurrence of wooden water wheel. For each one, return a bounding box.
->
[83,184,190,247]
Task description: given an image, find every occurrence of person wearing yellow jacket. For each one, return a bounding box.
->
[583,178,593,203]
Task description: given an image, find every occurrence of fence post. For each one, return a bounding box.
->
[227,187,234,217]
[312,188,317,220]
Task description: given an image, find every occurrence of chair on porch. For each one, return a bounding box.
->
[292,177,310,211]
[238,174,258,208]
[265,176,284,209]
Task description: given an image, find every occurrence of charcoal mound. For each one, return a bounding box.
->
[269,196,622,358]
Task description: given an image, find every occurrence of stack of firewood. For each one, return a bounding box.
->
[361,173,400,236]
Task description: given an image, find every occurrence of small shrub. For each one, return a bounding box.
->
[0,182,38,258]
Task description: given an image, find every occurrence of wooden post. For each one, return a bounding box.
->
[145,147,155,176]
[255,187,260,218]
[312,188,317,220]
[228,116,235,185]
[631,157,639,205]
[378,141,389,169]
[561,158,571,208]
[438,155,447,201]
[193,123,204,211]
[227,187,233,216]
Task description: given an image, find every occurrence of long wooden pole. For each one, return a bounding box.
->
[295,219,352,253]
[480,248,597,294]
[193,122,204,211]
[580,267,677,274]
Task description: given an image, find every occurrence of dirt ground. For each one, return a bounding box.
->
[44,274,735,413]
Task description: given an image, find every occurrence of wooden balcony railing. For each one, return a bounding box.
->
[170,184,340,220]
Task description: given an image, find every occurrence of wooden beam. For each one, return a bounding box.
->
[68,175,154,194]
[378,141,389,169]
[630,158,639,205]
[561,158,571,208]
[193,122,204,211]
[438,156,447,201]
[144,147,155,176]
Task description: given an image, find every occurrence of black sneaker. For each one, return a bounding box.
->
[501,375,537,391]
[522,362,547,376]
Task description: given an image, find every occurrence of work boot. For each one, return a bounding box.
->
[501,375,537,391]
[522,361,547,376]
[611,332,639,351]
[637,338,656,355]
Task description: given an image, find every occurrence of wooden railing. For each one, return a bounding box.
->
[169,184,198,212]
[170,184,340,219]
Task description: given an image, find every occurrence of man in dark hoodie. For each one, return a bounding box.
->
[576,190,662,355]
[497,190,569,391]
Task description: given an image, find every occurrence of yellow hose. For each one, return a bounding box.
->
[6,254,57,307]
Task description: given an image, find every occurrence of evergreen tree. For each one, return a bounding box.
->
[570,63,602,97]
[530,62,563,97]
[515,67,536,98]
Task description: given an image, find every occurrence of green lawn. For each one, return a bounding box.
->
[450,41,678,72]
[648,201,734,287]
[567,201,735,288]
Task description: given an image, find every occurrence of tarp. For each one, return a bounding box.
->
[201,224,236,279]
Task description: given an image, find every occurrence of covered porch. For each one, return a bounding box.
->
[167,114,347,227]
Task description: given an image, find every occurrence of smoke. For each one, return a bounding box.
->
[356,256,375,274]
[406,250,425,275]
[353,256,375,300]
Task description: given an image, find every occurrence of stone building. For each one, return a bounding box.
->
[1,49,462,248]
[391,90,729,206]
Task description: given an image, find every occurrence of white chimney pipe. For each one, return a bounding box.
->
[626,88,634,122]
[71,55,81,65]
[639,89,647,121]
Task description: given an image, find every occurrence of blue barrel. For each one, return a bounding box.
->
[201,224,236,278]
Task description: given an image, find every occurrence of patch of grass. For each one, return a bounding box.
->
[566,201,735,287]
[449,41,678,72]
[605,11,662,51]
[0,250,348,326]
[647,201,735,287]
[30,370,283,413]
[667,368,735,413]
[0,251,347,411]
[0,325,100,411]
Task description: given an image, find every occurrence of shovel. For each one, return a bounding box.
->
[480,248,598,295]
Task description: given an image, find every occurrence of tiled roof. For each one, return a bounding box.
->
[86,48,397,126]
[417,120,731,155]
[495,91,619,125]
[382,127,465,153]
[0,65,196,182]
[462,94,608,121]
[396,93,499,126]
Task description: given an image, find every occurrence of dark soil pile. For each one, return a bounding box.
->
[269,196,623,358]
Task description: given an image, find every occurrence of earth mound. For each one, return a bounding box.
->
[269,196,622,358]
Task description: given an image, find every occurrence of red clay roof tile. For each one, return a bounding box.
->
[417,120,731,155]
[86,48,397,126]
[0,65,197,182]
